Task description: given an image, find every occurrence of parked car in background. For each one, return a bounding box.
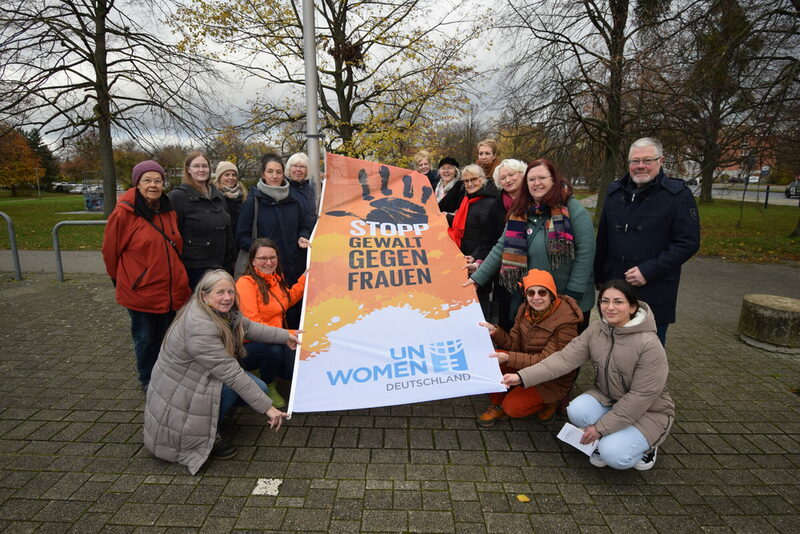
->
[785,179,800,198]
[728,176,744,184]
[685,177,698,185]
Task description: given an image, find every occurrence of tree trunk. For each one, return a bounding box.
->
[790,214,800,238]
[94,1,117,217]
[595,0,628,222]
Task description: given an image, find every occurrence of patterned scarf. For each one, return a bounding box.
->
[498,215,528,292]
[544,203,575,269]
[219,185,243,200]
[498,203,575,292]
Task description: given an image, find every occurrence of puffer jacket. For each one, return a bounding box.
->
[517,302,674,447]
[143,299,289,475]
[169,183,236,270]
[102,188,190,313]
[492,295,583,403]
[236,271,306,328]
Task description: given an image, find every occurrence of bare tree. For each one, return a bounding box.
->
[0,0,217,214]
[175,0,480,159]
[496,0,681,213]
[652,0,800,203]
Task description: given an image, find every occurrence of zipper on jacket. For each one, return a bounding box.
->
[604,327,616,402]
[132,267,149,291]
[162,216,174,311]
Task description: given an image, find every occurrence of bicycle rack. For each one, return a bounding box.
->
[0,211,22,281]
[53,220,107,282]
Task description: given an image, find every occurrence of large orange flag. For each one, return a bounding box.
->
[288,154,504,413]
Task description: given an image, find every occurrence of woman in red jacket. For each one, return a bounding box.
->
[102,160,191,391]
[235,238,305,407]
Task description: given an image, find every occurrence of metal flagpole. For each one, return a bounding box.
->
[302,0,321,211]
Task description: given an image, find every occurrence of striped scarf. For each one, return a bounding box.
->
[499,203,575,292]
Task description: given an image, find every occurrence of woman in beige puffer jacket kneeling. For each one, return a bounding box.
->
[502,279,674,471]
[144,269,297,475]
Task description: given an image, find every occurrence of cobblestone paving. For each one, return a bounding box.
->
[0,256,798,533]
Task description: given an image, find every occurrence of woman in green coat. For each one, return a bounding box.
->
[466,159,595,329]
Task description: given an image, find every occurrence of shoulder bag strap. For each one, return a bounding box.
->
[121,200,179,252]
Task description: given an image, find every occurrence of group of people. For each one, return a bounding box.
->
[420,137,700,471]
[103,135,700,474]
[102,151,316,472]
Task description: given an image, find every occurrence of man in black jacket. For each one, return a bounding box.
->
[594,137,701,345]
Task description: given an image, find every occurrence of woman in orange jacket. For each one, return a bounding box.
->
[235,238,305,407]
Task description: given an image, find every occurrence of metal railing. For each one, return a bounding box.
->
[0,211,22,281]
[53,220,107,282]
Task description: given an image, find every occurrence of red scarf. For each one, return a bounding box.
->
[447,196,481,248]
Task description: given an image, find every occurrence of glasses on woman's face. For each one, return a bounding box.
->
[254,255,278,263]
[526,288,550,298]
[525,289,550,298]
[462,177,481,185]
[527,175,552,184]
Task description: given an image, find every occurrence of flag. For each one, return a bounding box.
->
[288,154,505,413]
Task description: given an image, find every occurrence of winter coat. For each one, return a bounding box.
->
[221,195,244,239]
[424,169,439,189]
[289,179,318,230]
[492,295,583,403]
[457,186,503,261]
[236,271,306,328]
[169,184,236,270]
[236,185,312,285]
[517,302,674,447]
[594,170,700,324]
[102,188,190,314]
[437,179,465,221]
[471,197,596,312]
[143,299,290,475]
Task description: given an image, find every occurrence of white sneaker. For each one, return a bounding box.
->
[634,448,657,471]
[589,451,607,467]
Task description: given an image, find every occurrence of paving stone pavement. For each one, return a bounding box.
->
[0,256,798,533]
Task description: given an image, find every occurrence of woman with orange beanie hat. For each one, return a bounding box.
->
[477,268,582,426]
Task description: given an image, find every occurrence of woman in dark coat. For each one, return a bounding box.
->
[213,161,247,239]
[448,164,502,319]
[485,158,528,330]
[236,154,311,286]
[169,151,236,289]
[435,156,464,224]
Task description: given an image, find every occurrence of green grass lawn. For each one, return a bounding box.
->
[697,199,799,262]
[1,192,798,262]
[0,193,106,250]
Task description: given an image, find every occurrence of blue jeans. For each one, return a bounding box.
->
[239,342,294,384]
[567,393,651,470]
[219,371,269,421]
[127,309,175,388]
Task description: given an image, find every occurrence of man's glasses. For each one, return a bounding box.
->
[628,158,660,166]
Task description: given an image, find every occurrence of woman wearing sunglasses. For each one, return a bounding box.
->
[477,269,583,426]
